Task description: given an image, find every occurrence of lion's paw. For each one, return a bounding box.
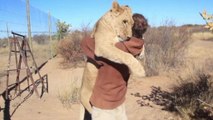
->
[130,66,145,78]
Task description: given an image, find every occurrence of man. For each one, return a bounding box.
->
[81,13,148,120]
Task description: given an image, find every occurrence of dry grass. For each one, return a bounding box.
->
[57,77,80,109]
[0,47,9,55]
[164,56,213,119]
[56,24,92,68]
[172,62,213,120]
[172,74,213,120]
[143,25,191,76]
[187,38,213,67]
[57,36,83,67]
[57,30,92,68]
[192,31,213,41]
[0,41,55,80]
[133,58,213,120]
[32,40,58,66]
[138,22,213,119]
[0,47,10,81]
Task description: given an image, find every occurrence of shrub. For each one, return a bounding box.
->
[133,59,213,120]
[57,36,83,65]
[144,22,191,76]
[57,25,92,67]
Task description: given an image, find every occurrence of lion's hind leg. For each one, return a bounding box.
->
[80,89,93,114]
[79,103,85,120]
[79,101,92,120]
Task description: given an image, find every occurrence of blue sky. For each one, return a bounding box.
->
[0,0,213,34]
[29,0,213,29]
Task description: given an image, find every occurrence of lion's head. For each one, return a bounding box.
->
[92,1,134,41]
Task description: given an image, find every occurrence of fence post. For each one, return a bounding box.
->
[6,23,10,47]
[26,0,33,52]
[48,11,53,58]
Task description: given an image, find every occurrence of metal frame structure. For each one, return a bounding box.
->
[5,32,48,100]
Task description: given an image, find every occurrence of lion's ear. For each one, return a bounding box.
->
[112,1,120,11]
[111,1,123,14]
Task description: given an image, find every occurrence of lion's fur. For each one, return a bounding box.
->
[92,2,144,76]
[79,1,145,119]
[80,61,98,118]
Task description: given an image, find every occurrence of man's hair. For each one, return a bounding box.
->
[132,13,149,39]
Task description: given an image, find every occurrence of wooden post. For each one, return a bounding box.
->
[26,0,33,52]
[48,11,53,58]
[6,23,10,47]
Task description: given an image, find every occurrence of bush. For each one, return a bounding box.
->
[144,22,191,76]
[57,24,92,67]
[57,30,91,67]
[169,59,213,119]
[133,59,213,120]
[57,37,83,65]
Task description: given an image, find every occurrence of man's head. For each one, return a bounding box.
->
[132,13,148,39]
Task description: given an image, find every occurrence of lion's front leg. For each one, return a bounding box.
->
[95,42,145,78]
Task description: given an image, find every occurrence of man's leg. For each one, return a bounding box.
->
[84,108,92,120]
[115,103,128,120]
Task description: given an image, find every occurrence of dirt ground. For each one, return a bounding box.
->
[0,39,212,120]
[0,57,180,120]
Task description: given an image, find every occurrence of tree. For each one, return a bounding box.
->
[56,20,71,40]
[200,10,213,31]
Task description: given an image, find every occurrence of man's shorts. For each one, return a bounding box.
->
[92,103,128,120]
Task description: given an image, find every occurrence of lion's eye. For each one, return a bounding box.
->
[123,20,128,24]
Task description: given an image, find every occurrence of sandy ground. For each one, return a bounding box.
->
[0,57,180,120]
[0,57,82,120]
[0,39,212,120]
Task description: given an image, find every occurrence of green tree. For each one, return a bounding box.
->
[56,20,71,40]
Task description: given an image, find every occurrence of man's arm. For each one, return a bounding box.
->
[81,36,96,59]
[115,37,144,56]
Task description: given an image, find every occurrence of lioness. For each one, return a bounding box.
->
[79,1,145,119]
[92,3,144,77]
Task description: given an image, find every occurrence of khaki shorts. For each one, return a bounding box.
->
[92,103,128,120]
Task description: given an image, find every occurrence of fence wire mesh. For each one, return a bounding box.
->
[0,0,60,83]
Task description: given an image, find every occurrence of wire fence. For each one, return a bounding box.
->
[0,0,60,80]
[0,0,56,36]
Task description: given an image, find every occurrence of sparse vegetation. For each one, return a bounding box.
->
[170,59,213,120]
[173,74,213,120]
[191,31,213,41]
[0,41,53,79]
[57,26,92,68]
[134,17,213,119]
[57,31,84,67]
[133,58,213,120]
[144,21,191,76]
[57,78,80,108]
